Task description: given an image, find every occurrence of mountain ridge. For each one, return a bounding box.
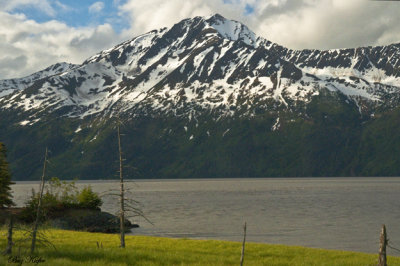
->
[1,14,400,180]
[2,14,400,121]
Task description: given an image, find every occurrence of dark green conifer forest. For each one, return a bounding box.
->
[0,143,14,207]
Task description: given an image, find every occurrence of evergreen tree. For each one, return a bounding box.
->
[0,143,14,208]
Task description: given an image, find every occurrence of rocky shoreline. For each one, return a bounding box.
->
[0,208,138,233]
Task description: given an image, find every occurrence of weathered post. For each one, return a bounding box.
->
[4,215,14,255]
[378,224,387,266]
[240,222,247,266]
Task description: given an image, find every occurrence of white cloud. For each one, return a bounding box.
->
[118,0,400,49]
[54,0,72,11]
[117,0,247,40]
[89,1,105,14]
[250,0,400,49]
[0,11,122,79]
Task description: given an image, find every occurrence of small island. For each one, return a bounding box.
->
[0,177,137,233]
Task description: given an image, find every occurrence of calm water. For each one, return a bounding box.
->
[11,177,400,253]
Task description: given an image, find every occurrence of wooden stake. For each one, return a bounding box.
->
[118,121,125,248]
[240,222,247,266]
[378,224,387,266]
[31,147,48,254]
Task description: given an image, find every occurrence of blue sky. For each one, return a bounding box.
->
[0,0,400,79]
[8,0,129,31]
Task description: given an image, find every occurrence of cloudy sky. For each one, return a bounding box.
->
[1,0,400,79]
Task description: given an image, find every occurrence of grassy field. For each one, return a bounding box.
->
[1,229,400,265]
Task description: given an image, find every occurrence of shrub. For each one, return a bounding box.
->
[77,185,102,210]
[20,189,60,222]
[47,177,79,208]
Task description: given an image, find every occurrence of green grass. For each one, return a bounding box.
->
[1,229,399,265]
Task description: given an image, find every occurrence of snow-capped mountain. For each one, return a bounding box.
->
[1,14,400,180]
[1,14,400,125]
[0,62,78,98]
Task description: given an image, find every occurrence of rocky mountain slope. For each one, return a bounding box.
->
[1,14,400,180]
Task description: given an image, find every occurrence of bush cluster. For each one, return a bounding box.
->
[21,177,102,222]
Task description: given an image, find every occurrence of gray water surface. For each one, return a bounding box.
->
[11,177,400,253]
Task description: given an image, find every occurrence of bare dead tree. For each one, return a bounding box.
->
[117,120,125,248]
[31,147,48,254]
[108,119,153,247]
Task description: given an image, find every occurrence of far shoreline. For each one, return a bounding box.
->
[11,176,400,184]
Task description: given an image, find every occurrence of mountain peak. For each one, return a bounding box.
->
[206,13,226,21]
[203,14,258,47]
